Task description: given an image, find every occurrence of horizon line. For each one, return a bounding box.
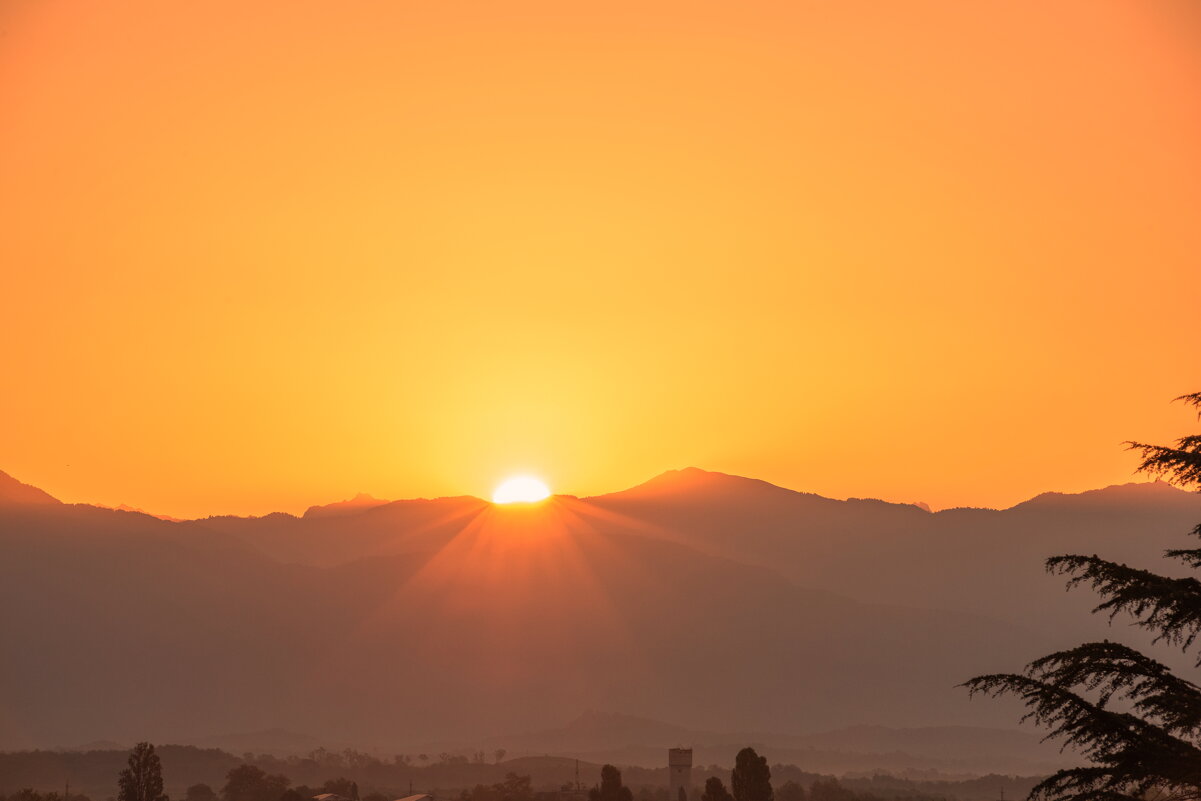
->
[3,465,1186,523]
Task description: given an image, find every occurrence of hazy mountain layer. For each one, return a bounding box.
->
[2,467,1197,772]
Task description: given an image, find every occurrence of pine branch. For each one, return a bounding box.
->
[963,390,1201,801]
[1127,441,1201,489]
[1175,393,1201,414]
[1027,641,1201,735]
[1028,766,1141,801]
[1124,394,1201,490]
[1046,555,1201,658]
[963,674,1148,756]
[963,673,1201,801]
[1165,536,1201,568]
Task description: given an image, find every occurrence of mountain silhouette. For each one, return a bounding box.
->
[189,494,488,565]
[1,467,1197,771]
[485,710,1068,775]
[585,469,1201,642]
[0,469,61,506]
[302,493,392,519]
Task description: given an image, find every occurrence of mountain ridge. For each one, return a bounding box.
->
[0,469,61,506]
[2,466,1198,766]
[5,466,1194,522]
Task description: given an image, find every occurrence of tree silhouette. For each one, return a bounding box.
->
[318,780,355,800]
[494,773,533,801]
[222,766,289,801]
[702,778,734,801]
[589,765,633,801]
[118,743,168,801]
[776,781,805,801]
[731,748,773,801]
[964,393,1201,801]
[807,780,852,801]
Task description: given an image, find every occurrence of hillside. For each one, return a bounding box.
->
[1,467,1197,774]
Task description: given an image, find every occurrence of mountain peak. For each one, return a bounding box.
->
[1011,480,1199,511]
[105,503,184,522]
[597,467,804,501]
[0,470,61,506]
[303,492,391,519]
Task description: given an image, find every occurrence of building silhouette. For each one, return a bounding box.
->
[668,748,692,801]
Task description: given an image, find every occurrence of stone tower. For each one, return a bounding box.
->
[668,748,693,801]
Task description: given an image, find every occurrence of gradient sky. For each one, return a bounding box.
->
[3,1,1200,518]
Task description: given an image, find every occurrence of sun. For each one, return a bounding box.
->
[492,475,552,504]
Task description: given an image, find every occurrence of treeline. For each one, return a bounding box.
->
[0,743,1040,801]
[766,767,1039,801]
[0,790,94,801]
[0,747,239,801]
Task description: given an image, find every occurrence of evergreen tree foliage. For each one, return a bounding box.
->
[702,777,734,801]
[807,780,853,801]
[589,765,634,801]
[117,743,168,801]
[776,781,805,801]
[495,773,533,801]
[731,748,773,801]
[221,765,289,801]
[964,393,1201,801]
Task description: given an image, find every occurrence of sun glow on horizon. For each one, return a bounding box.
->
[492,476,552,504]
[4,2,1201,518]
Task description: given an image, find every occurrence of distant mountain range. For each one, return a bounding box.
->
[479,710,1068,775]
[55,711,1066,775]
[2,467,1198,776]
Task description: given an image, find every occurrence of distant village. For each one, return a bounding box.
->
[0,742,1040,801]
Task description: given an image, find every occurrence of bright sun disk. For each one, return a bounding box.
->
[492,476,551,504]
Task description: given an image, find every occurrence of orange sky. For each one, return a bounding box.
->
[2,1,1200,518]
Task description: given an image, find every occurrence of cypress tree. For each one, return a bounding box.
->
[731,748,772,801]
[588,766,633,801]
[118,743,168,801]
[702,778,734,801]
